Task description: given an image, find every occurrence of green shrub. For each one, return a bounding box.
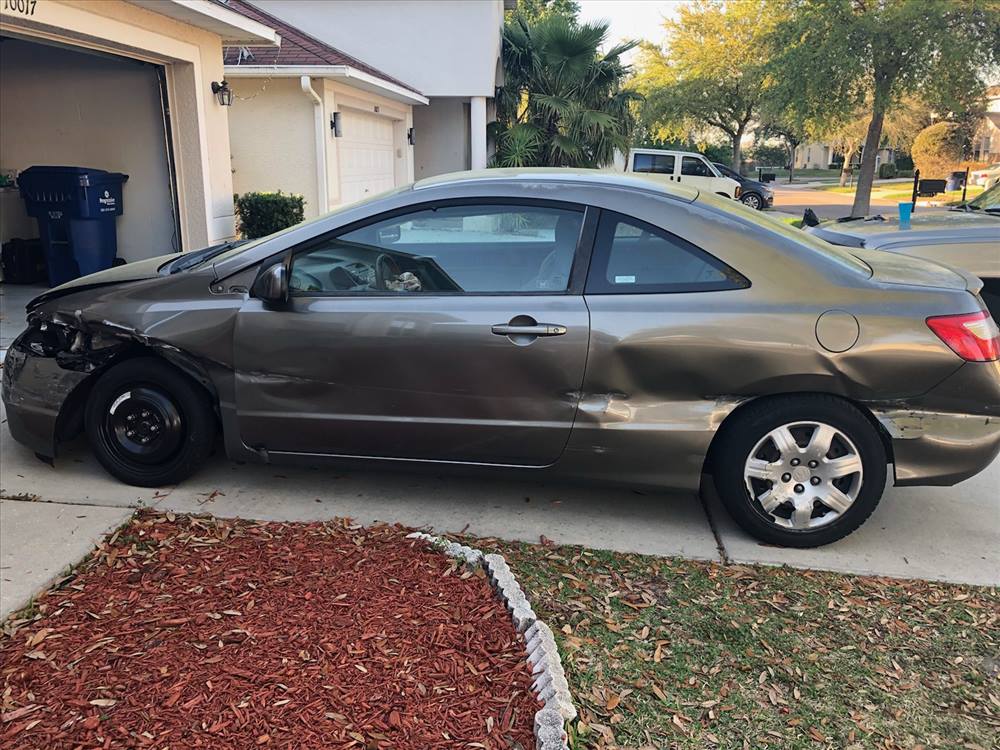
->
[897,168,914,178]
[911,122,964,179]
[878,163,898,179]
[234,191,305,239]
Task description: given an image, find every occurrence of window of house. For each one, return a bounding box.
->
[586,211,748,294]
[632,153,675,174]
[289,203,584,294]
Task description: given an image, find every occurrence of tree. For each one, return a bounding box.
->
[493,14,641,168]
[511,0,579,22]
[911,122,965,178]
[757,115,810,183]
[809,95,928,186]
[770,0,1000,217]
[634,0,779,170]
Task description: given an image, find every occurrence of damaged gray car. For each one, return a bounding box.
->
[4,169,1000,548]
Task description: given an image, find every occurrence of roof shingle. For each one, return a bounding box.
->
[216,0,422,96]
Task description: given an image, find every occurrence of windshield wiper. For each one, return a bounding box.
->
[167,241,247,274]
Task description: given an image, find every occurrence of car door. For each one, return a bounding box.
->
[232,200,593,466]
[677,155,723,194]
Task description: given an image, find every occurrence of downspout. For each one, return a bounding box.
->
[300,76,328,215]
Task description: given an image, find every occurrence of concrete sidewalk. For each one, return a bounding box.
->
[2,391,997,620]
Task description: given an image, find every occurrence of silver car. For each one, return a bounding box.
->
[808,183,1000,317]
[4,169,1000,548]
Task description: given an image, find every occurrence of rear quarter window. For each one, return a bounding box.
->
[586,211,748,294]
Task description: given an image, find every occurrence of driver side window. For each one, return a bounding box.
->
[289,203,584,295]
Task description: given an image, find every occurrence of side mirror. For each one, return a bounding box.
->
[252,263,288,304]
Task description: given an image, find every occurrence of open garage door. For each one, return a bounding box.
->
[0,37,179,265]
[338,108,398,205]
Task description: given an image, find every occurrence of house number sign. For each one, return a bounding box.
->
[2,0,38,17]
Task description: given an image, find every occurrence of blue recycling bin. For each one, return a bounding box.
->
[18,166,128,287]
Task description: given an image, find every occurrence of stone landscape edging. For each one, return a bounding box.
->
[406,532,577,750]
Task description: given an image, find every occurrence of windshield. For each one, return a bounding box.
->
[202,185,413,268]
[962,182,1000,212]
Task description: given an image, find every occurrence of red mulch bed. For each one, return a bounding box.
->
[0,513,539,749]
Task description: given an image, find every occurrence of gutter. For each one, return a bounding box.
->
[226,65,428,106]
[300,76,329,217]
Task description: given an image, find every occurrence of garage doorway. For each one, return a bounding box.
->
[0,36,180,263]
[338,108,399,204]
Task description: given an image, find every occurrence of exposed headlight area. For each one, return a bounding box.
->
[14,314,128,373]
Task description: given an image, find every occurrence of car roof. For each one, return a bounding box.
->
[413,167,700,203]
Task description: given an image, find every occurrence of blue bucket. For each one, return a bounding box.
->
[898,202,912,230]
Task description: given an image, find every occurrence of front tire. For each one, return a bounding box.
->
[741,192,763,210]
[84,357,215,487]
[713,395,886,547]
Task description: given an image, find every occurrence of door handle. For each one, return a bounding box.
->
[492,324,567,337]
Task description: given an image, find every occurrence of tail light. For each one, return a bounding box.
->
[926,310,1000,362]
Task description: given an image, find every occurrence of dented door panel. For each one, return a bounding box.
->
[233,294,589,466]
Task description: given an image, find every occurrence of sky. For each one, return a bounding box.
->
[577,0,684,58]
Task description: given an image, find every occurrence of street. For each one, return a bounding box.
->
[769,181,905,219]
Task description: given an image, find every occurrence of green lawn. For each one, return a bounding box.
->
[479,540,998,750]
[754,168,842,181]
[817,184,983,205]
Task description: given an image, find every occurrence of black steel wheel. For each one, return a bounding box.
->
[85,357,215,486]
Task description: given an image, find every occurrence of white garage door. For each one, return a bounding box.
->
[339,109,397,204]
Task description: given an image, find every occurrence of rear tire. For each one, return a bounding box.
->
[713,395,886,547]
[84,357,215,487]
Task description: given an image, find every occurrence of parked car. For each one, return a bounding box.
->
[712,162,774,210]
[807,182,1000,318]
[625,148,742,200]
[5,170,999,548]
[970,163,1000,187]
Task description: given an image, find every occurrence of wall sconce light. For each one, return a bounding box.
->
[331,111,342,137]
[211,80,234,106]
[407,127,414,145]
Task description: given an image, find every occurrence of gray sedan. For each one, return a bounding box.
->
[4,169,999,548]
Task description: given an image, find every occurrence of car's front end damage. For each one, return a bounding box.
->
[3,309,173,458]
[2,261,242,462]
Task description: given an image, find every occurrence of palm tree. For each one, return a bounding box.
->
[493,14,641,168]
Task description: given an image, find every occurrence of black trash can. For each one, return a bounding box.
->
[18,166,128,287]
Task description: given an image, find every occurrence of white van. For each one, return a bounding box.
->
[624,148,742,200]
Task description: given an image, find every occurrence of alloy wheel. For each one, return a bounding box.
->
[742,193,762,210]
[743,421,863,531]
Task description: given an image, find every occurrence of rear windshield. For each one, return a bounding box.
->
[698,193,872,276]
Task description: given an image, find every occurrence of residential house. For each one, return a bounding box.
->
[972,85,1000,162]
[221,0,427,218]
[0,0,278,261]
[793,142,894,172]
[241,0,512,178]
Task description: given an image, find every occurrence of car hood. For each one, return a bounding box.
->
[808,210,999,249]
[26,254,177,311]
